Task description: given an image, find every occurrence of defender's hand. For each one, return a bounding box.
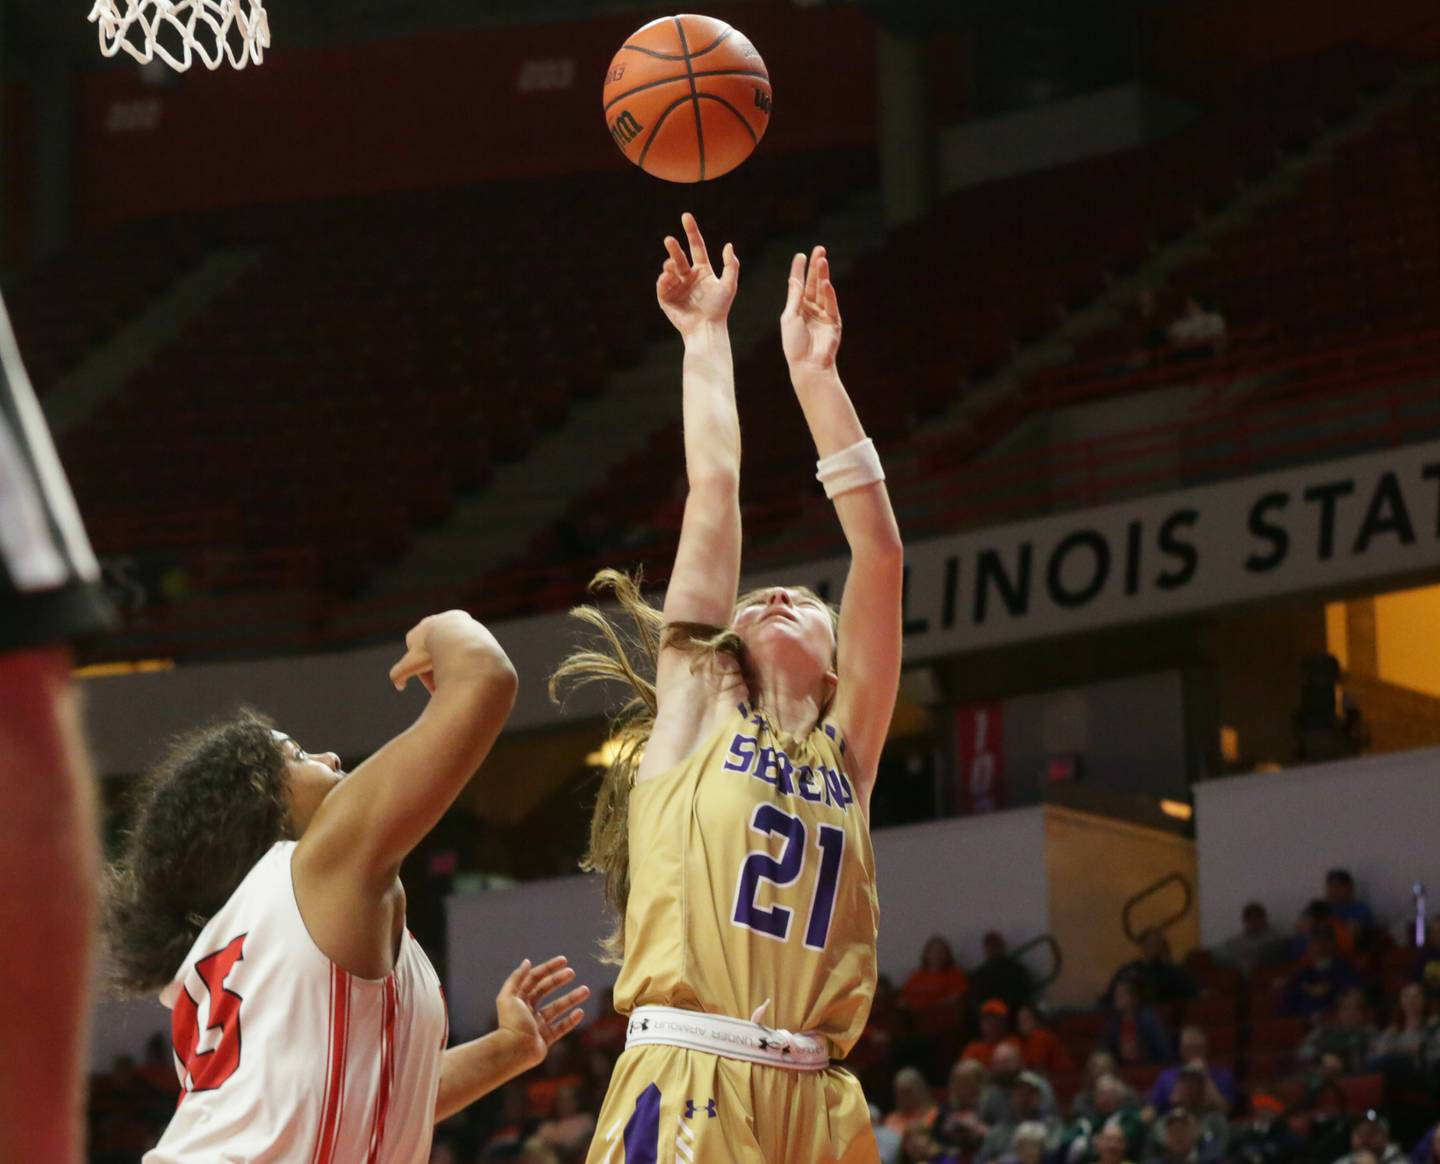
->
[494,956,590,1070]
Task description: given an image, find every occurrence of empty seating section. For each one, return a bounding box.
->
[21,45,1435,657]
[483,47,1412,598]
[6,221,205,392]
[29,153,868,646]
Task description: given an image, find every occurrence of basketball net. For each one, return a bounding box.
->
[88,0,270,72]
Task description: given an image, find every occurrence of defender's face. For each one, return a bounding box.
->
[276,732,344,837]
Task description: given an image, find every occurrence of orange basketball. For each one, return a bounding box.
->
[603,14,772,184]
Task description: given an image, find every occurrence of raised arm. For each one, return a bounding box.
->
[780,248,904,798]
[637,214,744,781]
[293,611,517,976]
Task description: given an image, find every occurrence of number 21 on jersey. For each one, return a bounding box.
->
[731,804,845,951]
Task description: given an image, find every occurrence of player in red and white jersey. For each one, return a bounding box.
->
[106,610,589,1163]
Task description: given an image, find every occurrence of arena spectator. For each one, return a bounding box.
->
[979,1044,1059,1125]
[1143,1107,1224,1164]
[935,1059,992,1154]
[1058,1074,1146,1164]
[1333,1112,1405,1164]
[1104,930,1197,1007]
[979,1072,1058,1162]
[1421,919,1440,992]
[970,931,1035,1015]
[1072,1051,1135,1123]
[996,1121,1055,1164]
[901,1121,952,1164]
[1017,1003,1074,1074]
[1143,1066,1229,1158]
[430,1139,462,1164]
[1104,977,1175,1065]
[1150,1027,1238,1115]
[524,1045,586,1120]
[1292,901,1358,961]
[532,1083,594,1161]
[1299,987,1377,1075]
[480,1084,534,1160]
[1369,982,1440,1067]
[1327,870,1376,938]
[519,1138,562,1164]
[903,935,972,1011]
[1410,1123,1438,1164]
[873,972,907,1027]
[963,999,1021,1067]
[1229,1093,1305,1164]
[1096,1117,1139,1164]
[871,1102,904,1164]
[1215,903,1288,976]
[1165,296,1228,358]
[888,1066,941,1135]
[1284,924,1362,1017]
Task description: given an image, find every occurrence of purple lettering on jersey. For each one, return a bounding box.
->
[823,766,854,810]
[753,747,795,796]
[722,733,758,773]
[795,765,823,803]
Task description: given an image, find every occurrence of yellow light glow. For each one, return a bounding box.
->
[74,658,176,678]
[1160,799,1193,821]
[586,737,639,768]
[1219,726,1239,764]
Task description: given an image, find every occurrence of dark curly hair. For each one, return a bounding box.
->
[105,709,292,996]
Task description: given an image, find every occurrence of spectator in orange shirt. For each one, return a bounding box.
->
[902,935,972,1012]
[962,999,1021,1067]
[1016,1004,1073,1075]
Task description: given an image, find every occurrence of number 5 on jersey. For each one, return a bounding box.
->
[732,804,845,951]
[172,934,247,1094]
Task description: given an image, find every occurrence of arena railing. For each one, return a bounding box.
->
[88,326,1440,660]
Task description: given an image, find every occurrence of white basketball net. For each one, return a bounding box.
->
[88,0,270,73]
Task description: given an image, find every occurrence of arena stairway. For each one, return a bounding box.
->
[339,187,889,613]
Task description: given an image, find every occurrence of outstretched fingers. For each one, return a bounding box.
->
[663,235,692,280]
[681,212,711,271]
[538,985,591,1025]
[544,1003,587,1044]
[783,251,807,316]
[803,245,826,305]
[719,241,740,295]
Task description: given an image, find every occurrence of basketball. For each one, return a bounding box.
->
[603,14,772,184]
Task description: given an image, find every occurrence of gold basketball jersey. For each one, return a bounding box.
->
[614,700,878,1057]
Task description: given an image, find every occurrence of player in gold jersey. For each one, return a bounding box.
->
[552,214,903,1163]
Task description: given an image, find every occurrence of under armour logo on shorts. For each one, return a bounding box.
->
[684,1098,718,1119]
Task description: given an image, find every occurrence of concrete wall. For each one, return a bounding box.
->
[92,805,1196,1066]
[938,83,1192,193]
[1194,748,1440,947]
[1044,807,1199,1006]
[443,808,1055,1037]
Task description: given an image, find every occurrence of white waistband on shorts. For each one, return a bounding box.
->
[624,1005,831,1072]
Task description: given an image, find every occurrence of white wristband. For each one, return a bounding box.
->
[815,437,885,499]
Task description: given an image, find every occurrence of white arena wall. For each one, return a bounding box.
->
[1195,747,1440,947]
[100,748,1440,1071]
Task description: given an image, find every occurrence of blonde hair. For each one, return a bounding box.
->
[549,568,835,962]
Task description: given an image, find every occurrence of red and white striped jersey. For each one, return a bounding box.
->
[145,841,449,1164]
